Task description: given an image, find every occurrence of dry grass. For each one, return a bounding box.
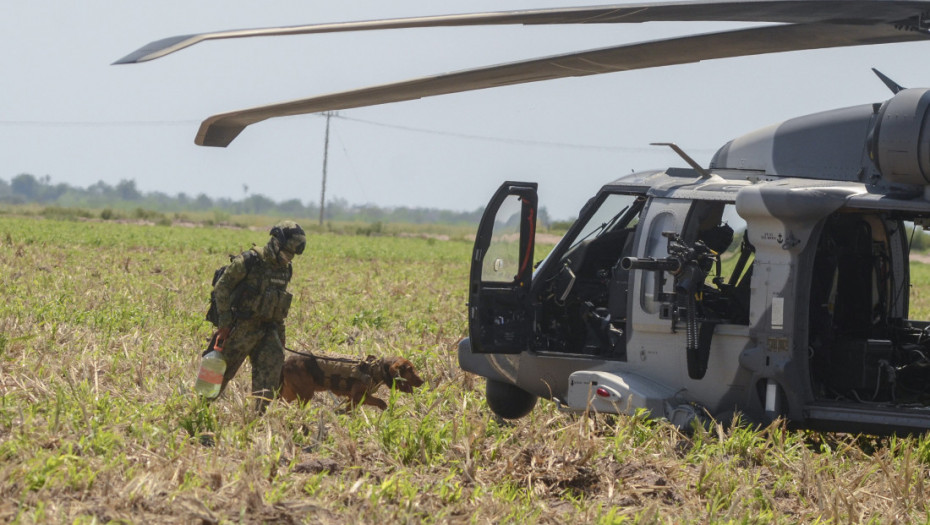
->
[3,216,930,523]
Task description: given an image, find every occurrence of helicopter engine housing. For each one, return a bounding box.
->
[870,88,930,186]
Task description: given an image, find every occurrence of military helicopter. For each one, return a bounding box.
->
[120,1,930,434]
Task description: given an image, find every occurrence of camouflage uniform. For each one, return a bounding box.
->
[213,221,306,412]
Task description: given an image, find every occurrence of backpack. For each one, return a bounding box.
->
[205,249,260,327]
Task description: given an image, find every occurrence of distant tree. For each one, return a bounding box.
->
[88,180,113,196]
[278,198,306,216]
[325,197,350,220]
[240,194,275,214]
[0,173,510,226]
[145,191,175,209]
[356,204,385,221]
[537,207,551,229]
[55,188,91,208]
[194,193,213,209]
[116,179,142,201]
[11,174,39,200]
[215,197,234,209]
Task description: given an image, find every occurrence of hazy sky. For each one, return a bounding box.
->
[3,1,930,219]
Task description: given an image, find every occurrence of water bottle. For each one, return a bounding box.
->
[194,339,226,398]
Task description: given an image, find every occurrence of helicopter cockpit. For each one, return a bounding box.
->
[535,192,644,358]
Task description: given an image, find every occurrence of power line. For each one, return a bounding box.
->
[329,114,718,154]
[331,127,370,205]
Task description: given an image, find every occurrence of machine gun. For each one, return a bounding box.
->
[621,232,720,379]
[620,232,717,294]
[619,254,682,274]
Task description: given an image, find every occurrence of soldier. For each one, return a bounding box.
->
[212,220,306,412]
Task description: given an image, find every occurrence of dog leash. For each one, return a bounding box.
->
[283,346,316,359]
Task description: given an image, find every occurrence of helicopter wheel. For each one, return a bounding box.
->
[485,379,537,420]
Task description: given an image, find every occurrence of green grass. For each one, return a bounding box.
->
[3,215,930,522]
[910,262,930,318]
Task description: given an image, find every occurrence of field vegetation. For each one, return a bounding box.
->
[4,215,930,523]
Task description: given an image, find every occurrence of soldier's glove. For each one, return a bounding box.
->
[215,326,231,350]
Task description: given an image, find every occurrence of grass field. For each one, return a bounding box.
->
[4,215,930,523]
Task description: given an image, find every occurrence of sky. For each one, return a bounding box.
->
[3,1,930,220]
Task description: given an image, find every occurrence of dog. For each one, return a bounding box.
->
[280,352,424,409]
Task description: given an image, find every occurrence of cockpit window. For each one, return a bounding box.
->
[564,193,643,252]
[481,194,525,283]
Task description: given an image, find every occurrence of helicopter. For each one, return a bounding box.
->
[119,0,930,434]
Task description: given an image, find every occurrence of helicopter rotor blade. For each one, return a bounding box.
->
[197,21,930,147]
[114,0,930,64]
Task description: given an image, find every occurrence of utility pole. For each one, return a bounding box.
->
[319,111,334,227]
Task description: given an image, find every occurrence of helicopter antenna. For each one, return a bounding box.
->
[871,68,905,94]
[651,143,711,178]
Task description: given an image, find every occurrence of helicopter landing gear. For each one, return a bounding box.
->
[486,379,538,419]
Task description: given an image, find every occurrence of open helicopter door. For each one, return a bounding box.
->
[468,181,538,354]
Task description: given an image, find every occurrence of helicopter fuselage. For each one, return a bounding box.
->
[460,89,930,434]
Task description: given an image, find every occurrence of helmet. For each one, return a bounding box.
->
[270,220,306,255]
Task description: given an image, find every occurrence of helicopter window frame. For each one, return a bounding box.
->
[640,209,679,314]
[632,196,751,320]
[530,189,647,358]
[669,199,751,325]
[562,193,645,253]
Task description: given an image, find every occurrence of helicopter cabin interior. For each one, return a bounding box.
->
[806,209,930,407]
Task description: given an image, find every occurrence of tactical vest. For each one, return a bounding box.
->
[315,355,380,392]
[234,256,293,323]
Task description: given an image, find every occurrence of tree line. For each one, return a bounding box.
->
[0,173,554,226]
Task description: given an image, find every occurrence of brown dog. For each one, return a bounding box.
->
[280,353,424,409]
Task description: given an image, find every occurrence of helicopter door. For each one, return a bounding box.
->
[468,181,538,354]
